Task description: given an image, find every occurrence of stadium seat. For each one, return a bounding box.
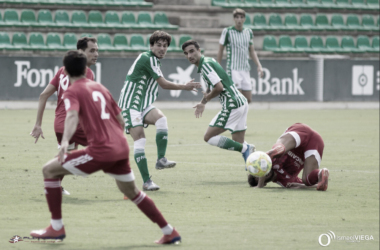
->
[300,14,315,31]
[80,33,93,38]
[46,32,64,51]
[309,36,325,53]
[245,0,261,7]
[284,14,302,31]
[268,14,284,31]
[346,15,362,31]
[244,14,252,29]
[130,0,153,7]
[259,0,276,8]
[137,12,155,29]
[341,36,360,53]
[12,32,28,50]
[372,36,379,52]
[71,10,88,29]
[212,0,229,7]
[97,33,114,52]
[276,35,294,52]
[3,9,20,27]
[325,36,341,53]
[331,14,348,31]
[319,0,337,9]
[275,0,293,8]
[291,0,309,8]
[178,35,192,49]
[294,36,310,53]
[262,35,278,51]
[366,0,380,10]
[129,34,146,51]
[361,15,377,32]
[0,32,15,50]
[154,12,177,30]
[113,33,129,51]
[63,33,77,50]
[167,36,181,52]
[26,32,46,50]
[351,0,366,9]
[104,11,123,29]
[55,10,72,28]
[335,0,351,9]
[305,0,321,7]
[356,35,371,52]
[37,9,54,28]
[251,13,267,31]
[121,11,137,28]
[88,11,106,29]
[19,9,37,27]
[315,14,333,31]
[228,0,245,7]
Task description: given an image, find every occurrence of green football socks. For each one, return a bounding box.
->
[156,129,168,159]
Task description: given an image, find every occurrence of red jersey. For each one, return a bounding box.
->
[272,123,324,187]
[63,78,128,162]
[49,66,94,134]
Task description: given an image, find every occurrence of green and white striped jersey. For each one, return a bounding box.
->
[198,56,247,110]
[219,26,253,74]
[118,51,163,112]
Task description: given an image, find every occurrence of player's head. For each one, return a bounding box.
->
[182,40,202,66]
[232,8,246,28]
[149,30,171,59]
[247,170,276,187]
[63,50,87,78]
[77,37,98,66]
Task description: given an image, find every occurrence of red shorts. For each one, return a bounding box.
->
[62,149,134,182]
[274,175,303,188]
[56,132,88,148]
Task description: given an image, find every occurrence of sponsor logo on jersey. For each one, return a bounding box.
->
[287,151,304,165]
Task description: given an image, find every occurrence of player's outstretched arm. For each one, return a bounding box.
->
[255,177,266,188]
[193,86,211,118]
[58,110,78,164]
[249,44,264,78]
[156,77,201,91]
[30,84,57,143]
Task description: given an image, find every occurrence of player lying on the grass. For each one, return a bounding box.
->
[118,30,201,192]
[30,37,99,196]
[182,40,255,165]
[30,51,181,244]
[248,123,329,191]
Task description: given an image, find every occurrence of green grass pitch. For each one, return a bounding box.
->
[0,108,378,250]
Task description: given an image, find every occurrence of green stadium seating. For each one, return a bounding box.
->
[71,10,88,28]
[319,0,337,9]
[335,0,351,9]
[0,32,15,50]
[351,0,366,9]
[167,36,181,52]
[294,36,310,53]
[55,10,72,28]
[262,35,278,51]
[331,14,348,31]
[291,0,309,8]
[129,34,146,51]
[228,0,245,8]
[46,32,64,51]
[366,0,380,10]
[154,12,177,30]
[275,0,293,8]
[325,36,341,53]
[63,33,77,50]
[137,12,155,29]
[268,13,284,31]
[361,15,377,32]
[12,32,28,50]
[284,14,302,31]
[300,14,315,31]
[259,0,276,8]
[88,10,106,29]
[26,32,46,50]
[276,35,294,52]
[104,11,123,29]
[309,36,325,53]
[356,35,371,52]
[80,33,93,38]
[315,14,333,31]
[37,9,54,28]
[113,34,129,51]
[178,35,192,49]
[346,15,362,31]
[372,36,379,52]
[251,13,267,31]
[97,33,114,51]
[305,0,321,7]
[20,9,37,27]
[212,0,229,7]
[244,14,252,29]
[130,0,154,7]
[121,11,137,28]
[3,9,19,27]
[341,36,360,53]
[245,0,261,7]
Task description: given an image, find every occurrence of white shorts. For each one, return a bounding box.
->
[231,70,252,91]
[209,103,248,133]
[121,105,155,133]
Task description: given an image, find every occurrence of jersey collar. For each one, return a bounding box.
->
[197,55,205,73]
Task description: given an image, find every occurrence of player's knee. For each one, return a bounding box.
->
[155,116,168,130]
[42,165,53,178]
[204,134,211,142]
[134,138,146,153]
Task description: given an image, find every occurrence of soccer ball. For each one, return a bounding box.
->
[246,151,272,177]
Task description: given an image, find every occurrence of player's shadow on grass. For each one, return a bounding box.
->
[261,186,318,192]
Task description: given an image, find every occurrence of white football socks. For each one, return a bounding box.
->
[51,219,63,231]
[161,224,174,235]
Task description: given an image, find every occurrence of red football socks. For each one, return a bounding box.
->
[132,191,168,228]
[306,169,319,186]
[44,179,62,219]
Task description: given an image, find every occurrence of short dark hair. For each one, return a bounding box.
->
[182,40,200,51]
[63,51,87,77]
[233,8,246,18]
[149,30,171,46]
[248,174,258,187]
[77,37,97,51]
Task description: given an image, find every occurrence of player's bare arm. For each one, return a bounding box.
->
[203,82,223,102]
[30,84,57,143]
[249,44,264,78]
[156,77,201,91]
[58,110,79,164]
[216,44,225,64]
[193,87,210,118]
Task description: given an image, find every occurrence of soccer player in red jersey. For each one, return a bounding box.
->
[248,123,329,191]
[30,51,181,244]
[30,37,98,195]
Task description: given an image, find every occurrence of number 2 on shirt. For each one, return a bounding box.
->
[92,91,110,120]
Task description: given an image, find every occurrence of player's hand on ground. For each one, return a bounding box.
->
[257,66,264,78]
[58,141,69,164]
[30,125,45,143]
[193,103,205,118]
[184,79,201,92]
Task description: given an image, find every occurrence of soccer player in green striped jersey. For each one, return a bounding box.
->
[217,8,264,103]
[182,40,255,167]
[118,31,200,191]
